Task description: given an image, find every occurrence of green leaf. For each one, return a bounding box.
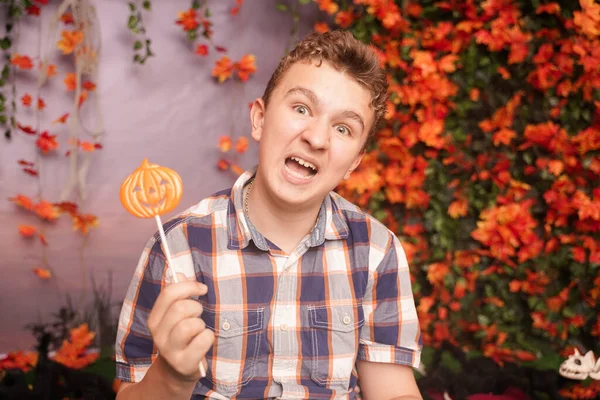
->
[127,15,138,30]
[133,54,141,62]
[192,0,200,10]
[299,0,312,4]
[0,115,6,124]
[0,37,11,50]
[142,0,151,10]
[128,2,136,12]
[276,3,288,12]
[204,7,211,17]
[133,40,143,50]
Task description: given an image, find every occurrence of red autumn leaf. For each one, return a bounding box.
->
[37,98,46,110]
[231,0,243,16]
[195,44,209,56]
[82,80,96,91]
[235,137,249,154]
[26,5,40,15]
[36,131,58,154]
[11,54,33,70]
[54,201,79,216]
[57,30,84,55]
[218,136,232,152]
[94,143,103,149]
[314,22,330,34]
[175,9,199,31]
[215,46,227,53]
[18,159,35,167]
[9,194,34,210]
[72,213,99,235]
[53,113,69,124]
[217,159,229,171]
[64,72,76,91]
[17,123,37,135]
[33,268,52,280]
[23,167,39,176]
[234,54,257,82]
[39,233,48,246]
[60,12,74,25]
[80,141,95,152]
[21,93,32,107]
[34,200,59,221]
[78,90,88,107]
[19,225,37,237]
[212,56,234,83]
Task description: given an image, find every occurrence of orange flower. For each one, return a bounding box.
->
[175,9,199,32]
[11,54,33,69]
[234,54,257,82]
[335,10,355,28]
[64,72,76,91]
[57,30,84,55]
[52,323,98,369]
[33,268,52,279]
[21,93,32,106]
[18,225,37,237]
[218,136,232,152]
[212,56,234,83]
[235,137,249,154]
[36,131,58,154]
[314,22,330,33]
[426,262,449,286]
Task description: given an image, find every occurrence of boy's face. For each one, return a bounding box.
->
[250,60,373,210]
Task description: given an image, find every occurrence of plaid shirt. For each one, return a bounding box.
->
[115,169,422,399]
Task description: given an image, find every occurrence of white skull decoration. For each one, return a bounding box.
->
[559,349,597,380]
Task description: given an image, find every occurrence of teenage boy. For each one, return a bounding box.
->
[115,30,422,400]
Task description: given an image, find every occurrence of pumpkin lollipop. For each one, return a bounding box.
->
[120,158,206,377]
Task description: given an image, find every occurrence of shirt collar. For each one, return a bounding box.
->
[227,167,349,251]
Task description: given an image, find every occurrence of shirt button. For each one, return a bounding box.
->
[280,324,288,331]
[222,320,231,331]
[342,315,351,325]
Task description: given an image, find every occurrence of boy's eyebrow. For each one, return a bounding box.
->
[285,86,366,132]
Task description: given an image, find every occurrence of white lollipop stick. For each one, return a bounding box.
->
[155,215,206,378]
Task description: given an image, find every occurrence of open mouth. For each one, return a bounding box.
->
[284,156,318,179]
[141,197,166,208]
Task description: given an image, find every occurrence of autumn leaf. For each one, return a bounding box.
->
[448,197,468,218]
[60,12,74,25]
[37,97,46,110]
[335,10,355,28]
[18,159,35,167]
[26,5,40,15]
[231,0,243,16]
[64,73,76,91]
[230,164,244,175]
[212,56,234,83]
[315,0,339,15]
[234,54,257,82]
[33,268,52,280]
[195,44,208,56]
[78,90,88,107]
[53,113,69,124]
[215,46,227,53]
[23,168,38,176]
[21,94,32,107]
[39,62,58,78]
[17,123,37,135]
[235,137,249,154]
[217,159,229,170]
[39,233,48,246]
[36,131,58,154]
[79,141,95,152]
[34,200,59,221]
[492,128,516,147]
[57,30,84,55]
[175,9,199,31]
[218,135,232,152]
[536,2,560,15]
[18,225,37,237]
[0,351,38,372]
[9,194,34,210]
[72,213,98,235]
[11,54,33,69]
[82,80,96,91]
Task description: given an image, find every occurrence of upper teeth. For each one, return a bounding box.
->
[291,156,317,171]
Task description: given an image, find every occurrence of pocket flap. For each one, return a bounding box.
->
[202,307,265,338]
[308,304,364,333]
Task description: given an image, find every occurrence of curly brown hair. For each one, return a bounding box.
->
[262,30,388,147]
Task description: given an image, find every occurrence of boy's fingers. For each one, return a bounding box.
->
[148,281,207,330]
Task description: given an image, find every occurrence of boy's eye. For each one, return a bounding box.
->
[295,105,309,115]
[336,125,350,136]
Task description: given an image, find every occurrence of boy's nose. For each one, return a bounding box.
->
[301,121,330,150]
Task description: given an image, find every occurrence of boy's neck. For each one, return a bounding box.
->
[244,175,322,255]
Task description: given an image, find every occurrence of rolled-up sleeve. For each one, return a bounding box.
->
[114,237,168,383]
[358,233,422,368]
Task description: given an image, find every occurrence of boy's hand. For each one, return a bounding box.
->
[147,273,215,382]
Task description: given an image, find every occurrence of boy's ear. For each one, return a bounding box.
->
[250,98,266,142]
[344,151,365,180]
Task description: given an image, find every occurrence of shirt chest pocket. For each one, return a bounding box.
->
[305,304,365,388]
[200,306,265,397]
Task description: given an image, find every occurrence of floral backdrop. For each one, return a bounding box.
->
[1,0,600,399]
